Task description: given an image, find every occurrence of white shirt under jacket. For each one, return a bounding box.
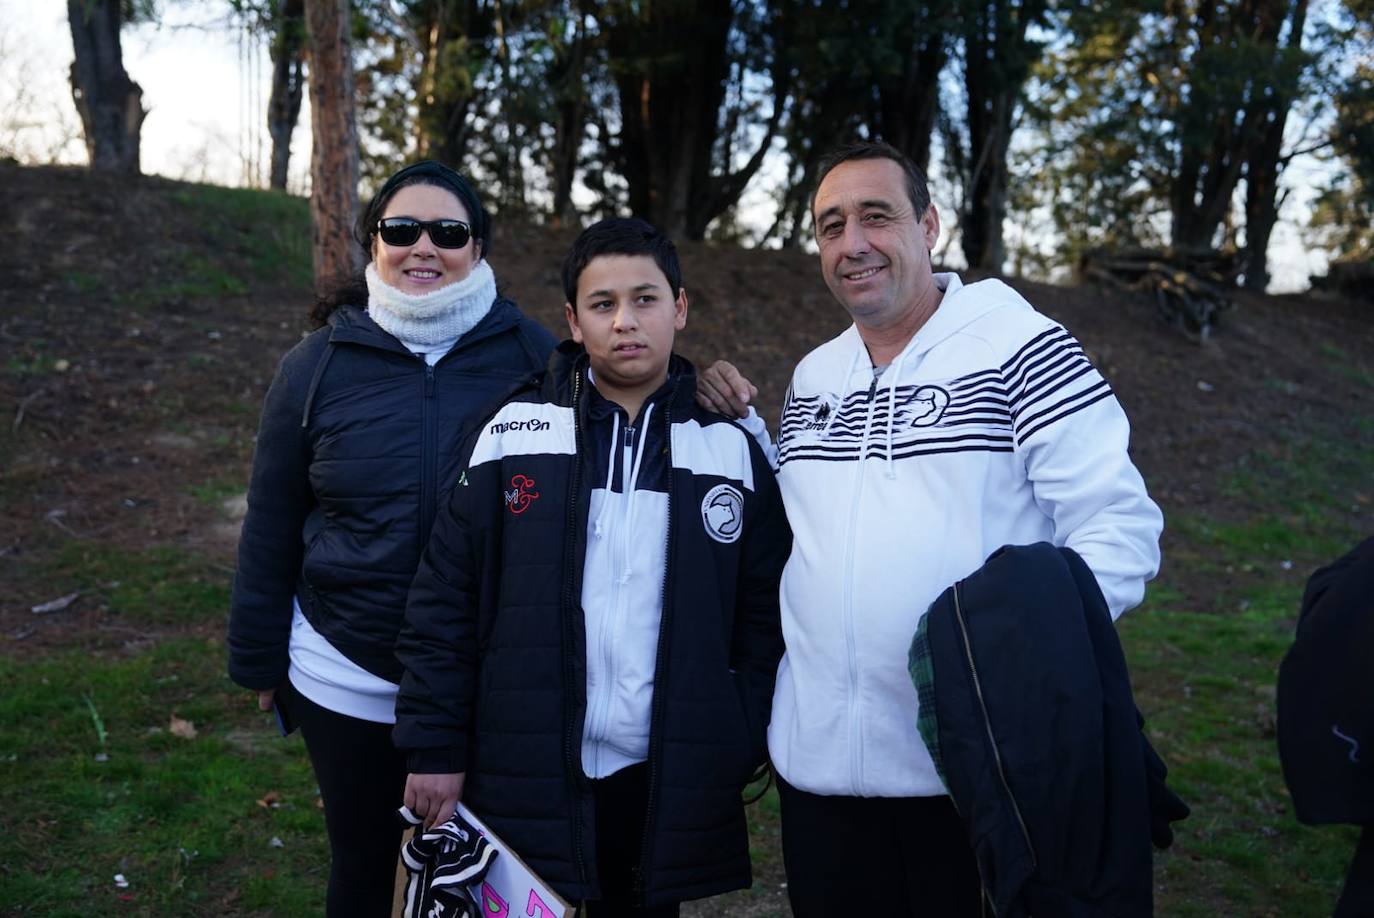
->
[745,273,1163,799]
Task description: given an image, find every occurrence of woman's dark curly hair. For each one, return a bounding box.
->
[309,160,491,328]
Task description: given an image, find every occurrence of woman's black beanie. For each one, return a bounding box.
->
[356,160,491,257]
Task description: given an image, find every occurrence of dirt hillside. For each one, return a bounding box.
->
[1,161,1371,642]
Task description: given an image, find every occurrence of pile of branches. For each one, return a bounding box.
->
[1079,247,1242,341]
[1310,259,1374,303]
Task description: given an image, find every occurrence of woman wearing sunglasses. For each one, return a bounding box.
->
[228,160,556,917]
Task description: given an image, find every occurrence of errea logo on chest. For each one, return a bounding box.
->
[802,393,841,431]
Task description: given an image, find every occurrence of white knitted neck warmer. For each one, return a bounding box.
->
[365,259,497,347]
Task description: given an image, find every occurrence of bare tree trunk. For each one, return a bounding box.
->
[959,0,1045,272]
[876,7,951,175]
[268,0,307,191]
[962,91,1013,271]
[1168,0,1304,257]
[491,0,527,215]
[413,0,491,168]
[548,9,587,228]
[1243,0,1309,291]
[304,0,362,290]
[67,0,145,173]
[604,0,780,240]
[1242,127,1284,292]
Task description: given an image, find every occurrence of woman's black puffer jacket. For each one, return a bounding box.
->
[228,300,556,690]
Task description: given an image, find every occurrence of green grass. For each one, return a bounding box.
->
[145,254,250,300]
[4,349,54,376]
[23,543,232,629]
[0,639,327,916]
[169,184,313,288]
[1118,426,1372,916]
[65,271,104,294]
[1318,342,1374,388]
[188,478,247,509]
[1123,589,1358,916]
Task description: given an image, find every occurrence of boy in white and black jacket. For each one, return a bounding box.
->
[393,218,789,915]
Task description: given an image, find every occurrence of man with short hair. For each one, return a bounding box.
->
[700,141,1163,916]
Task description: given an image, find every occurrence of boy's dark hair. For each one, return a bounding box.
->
[562,217,682,307]
[811,141,931,219]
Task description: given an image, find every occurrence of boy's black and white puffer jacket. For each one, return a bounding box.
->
[394,342,791,908]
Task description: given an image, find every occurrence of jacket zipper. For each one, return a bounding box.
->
[951,581,1037,869]
[561,371,590,890]
[586,421,639,770]
[841,374,880,794]
[418,364,438,547]
[634,385,676,904]
[414,320,535,547]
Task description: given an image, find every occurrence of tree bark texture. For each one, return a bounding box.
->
[960,0,1045,272]
[1169,0,1310,256]
[268,0,307,191]
[413,0,490,167]
[875,6,951,174]
[548,8,589,227]
[603,0,781,240]
[765,0,949,247]
[1242,0,1310,290]
[304,0,362,290]
[67,0,145,174]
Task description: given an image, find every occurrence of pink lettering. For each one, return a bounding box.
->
[481,882,509,917]
[526,890,557,917]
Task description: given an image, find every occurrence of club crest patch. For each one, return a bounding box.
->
[898,385,951,428]
[504,474,539,514]
[701,483,744,544]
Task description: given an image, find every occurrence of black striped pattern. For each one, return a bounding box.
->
[397,807,498,918]
[777,328,1110,466]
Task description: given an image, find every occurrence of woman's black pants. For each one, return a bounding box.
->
[282,682,408,918]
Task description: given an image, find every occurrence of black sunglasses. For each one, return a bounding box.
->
[375,217,472,249]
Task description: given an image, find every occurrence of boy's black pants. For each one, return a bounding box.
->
[585,762,679,918]
[777,773,985,917]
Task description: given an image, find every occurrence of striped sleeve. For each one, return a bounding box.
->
[1002,326,1114,446]
[1001,323,1163,619]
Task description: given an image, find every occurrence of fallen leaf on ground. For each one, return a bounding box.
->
[31,592,80,615]
[169,715,197,739]
[256,791,281,809]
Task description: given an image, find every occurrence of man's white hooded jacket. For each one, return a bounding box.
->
[747,273,1163,799]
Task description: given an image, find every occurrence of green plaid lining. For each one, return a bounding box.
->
[908,611,948,789]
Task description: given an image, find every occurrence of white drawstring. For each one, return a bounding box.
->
[884,344,915,480]
[618,403,654,585]
[593,411,619,539]
[827,345,864,439]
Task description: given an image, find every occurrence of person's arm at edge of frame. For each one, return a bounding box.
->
[227,349,315,710]
[1013,344,1164,620]
[730,435,792,770]
[392,458,484,829]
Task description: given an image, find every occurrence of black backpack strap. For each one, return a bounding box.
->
[300,339,337,429]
